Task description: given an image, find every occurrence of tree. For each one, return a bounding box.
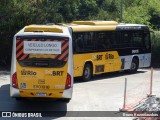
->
[1,0,160,66]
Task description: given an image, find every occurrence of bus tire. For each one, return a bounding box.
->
[129,58,139,73]
[82,63,92,81]
[59,98,71,103]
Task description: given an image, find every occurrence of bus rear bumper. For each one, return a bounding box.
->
[10,86,21,97]
[62,87,73,99]
[10,86,73,99]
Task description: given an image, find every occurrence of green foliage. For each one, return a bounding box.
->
[152,31,160,65]
[122,0,160,29]
[123,6,151,25]
[148,0,160,29]
[59,0,79,21]
[0,0,160,66]
[77,0,99,20]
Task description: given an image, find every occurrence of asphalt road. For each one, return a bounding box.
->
[0,68,160,120]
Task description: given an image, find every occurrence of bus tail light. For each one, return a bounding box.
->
[65,73,71,89]
[12,72,18,88]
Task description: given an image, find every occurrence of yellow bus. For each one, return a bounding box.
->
[68,21,151,81]
[10,25,73,102]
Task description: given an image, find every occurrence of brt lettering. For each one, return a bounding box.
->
[52,71,64,76]
[96,55,103,60]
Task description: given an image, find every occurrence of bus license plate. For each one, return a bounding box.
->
[36,92,46,97]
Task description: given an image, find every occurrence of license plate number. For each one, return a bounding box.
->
[36,92,46,97]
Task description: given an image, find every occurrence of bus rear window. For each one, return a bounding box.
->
[16,36,69,68]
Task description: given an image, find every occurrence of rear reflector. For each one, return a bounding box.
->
[65,73,71,89]
[12,72,18,88]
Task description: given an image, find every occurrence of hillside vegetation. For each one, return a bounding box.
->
[0,0,160,67]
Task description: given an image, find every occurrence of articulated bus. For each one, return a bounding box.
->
[67,21,151,81]
[10,21,151,100]
[10,25,73,102]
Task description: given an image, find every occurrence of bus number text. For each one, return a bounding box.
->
[33,85,50,89]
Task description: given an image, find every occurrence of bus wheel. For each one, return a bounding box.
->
[82,63,92,81]
[130,58,138,73]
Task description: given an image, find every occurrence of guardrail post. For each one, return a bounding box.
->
[121,78,127,111]
[150,67,153,96]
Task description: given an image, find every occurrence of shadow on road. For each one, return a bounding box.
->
[0,84,67,119]
[74,70,147,84]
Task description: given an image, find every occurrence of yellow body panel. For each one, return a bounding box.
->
[73,51,122,77]
[71,25,116,32]
[24,25,63,33]
[16,62,68,98]
[72,21,118,25]
[71,21,121,77]
[29,54,55,59]
[19,89,64,98]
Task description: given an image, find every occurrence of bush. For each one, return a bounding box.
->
[151,31,160,67]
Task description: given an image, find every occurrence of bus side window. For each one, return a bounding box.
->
[104,31,115,49]
[96,32,107,50]
[74,32,96,53]
[72,33,76,53]
[121,31,131,47]
[132,31,143,47]
[114,32,122,48]
[144,33,151,50]
[76,33,84,52]
[83,32,95,51]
